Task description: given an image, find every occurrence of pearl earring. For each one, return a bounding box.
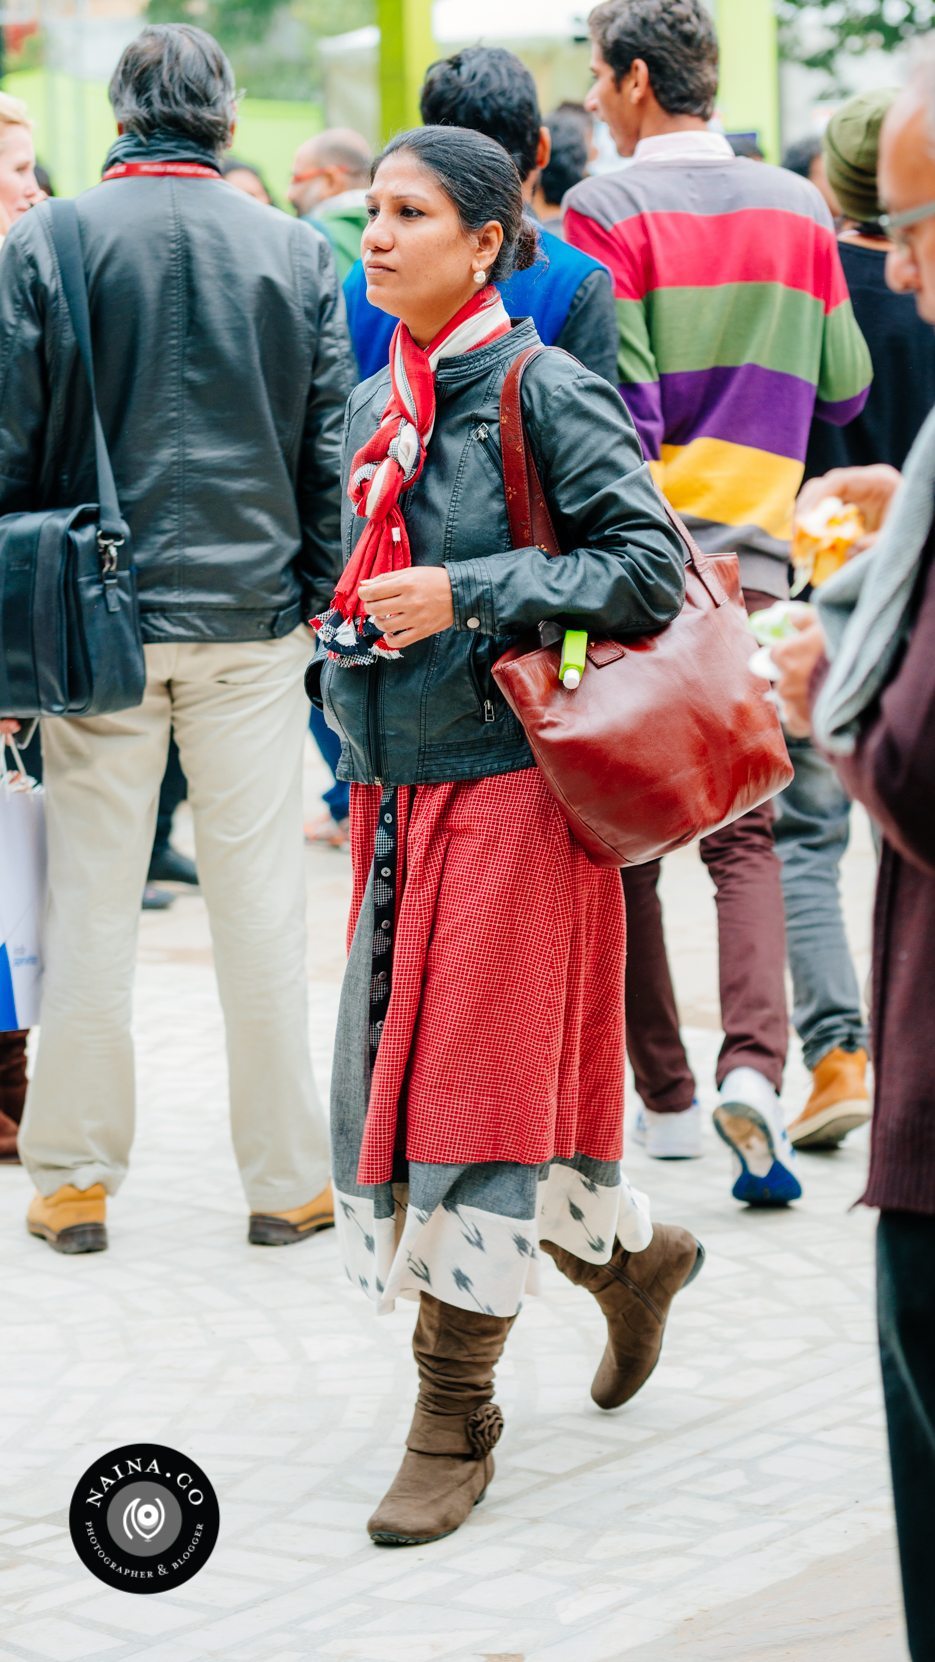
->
[473,269,487,285]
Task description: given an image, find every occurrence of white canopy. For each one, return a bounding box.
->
[319,0,589,58]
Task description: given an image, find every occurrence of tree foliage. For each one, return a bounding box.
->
[776,0,935,79]
[145,0,373,100]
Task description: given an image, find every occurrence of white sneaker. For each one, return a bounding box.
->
[712,1067,802,1206]
[632,1100,703,1159]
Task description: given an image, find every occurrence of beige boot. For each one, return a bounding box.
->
[788,1048,870,1149]
[542,1224,703,1409]
[367,1293,515,1547]
[27,1184,107,1254]
[248,1181,335,1245]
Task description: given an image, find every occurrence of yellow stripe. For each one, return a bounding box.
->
[657,437,803,541]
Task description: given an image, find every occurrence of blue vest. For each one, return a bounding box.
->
[343,228,601,381]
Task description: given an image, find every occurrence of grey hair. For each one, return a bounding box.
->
[108,25,236,154]
[306,129,372,183]
[908,39,935,152]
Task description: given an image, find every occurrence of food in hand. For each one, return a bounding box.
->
[748,602,812,680]
[791,495,865,592]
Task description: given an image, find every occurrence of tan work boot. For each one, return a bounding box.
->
[27,1183,107,1254]
[542,1223,704,1409]
[367,1293,515,1547]
[248,1180,335,1245]
[789,1047,871,1150]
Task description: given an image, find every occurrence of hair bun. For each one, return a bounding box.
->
[513,216,540,273]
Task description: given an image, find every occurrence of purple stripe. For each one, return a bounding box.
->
[655,363,818,459]
[814,389,870,427]
[617,381,664,461]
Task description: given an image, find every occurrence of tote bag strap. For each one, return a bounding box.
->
[499,346,562,557]
[47,199,125,549]
[499,344,730,608]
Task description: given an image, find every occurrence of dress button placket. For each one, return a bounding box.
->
[369,786,399,1072]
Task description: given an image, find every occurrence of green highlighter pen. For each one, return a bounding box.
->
[559,630,589,690]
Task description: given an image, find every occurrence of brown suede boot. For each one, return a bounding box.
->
[367,1293,515,1547]
[542,1223,704,1410]
[0,1030,28,1164]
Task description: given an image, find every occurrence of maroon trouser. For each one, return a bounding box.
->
[622,587,788,1113]
[0,1029,28,1160]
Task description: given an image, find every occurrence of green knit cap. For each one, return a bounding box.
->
[823,88,900,224]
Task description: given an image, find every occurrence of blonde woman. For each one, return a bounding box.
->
[0,93,42,241]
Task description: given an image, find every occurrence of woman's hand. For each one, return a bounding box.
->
[795,464,902,550]
[359,567,455,648]
[771,615,828,738]
[0,719,22,738]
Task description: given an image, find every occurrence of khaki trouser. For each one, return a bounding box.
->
[19,629,330,1212]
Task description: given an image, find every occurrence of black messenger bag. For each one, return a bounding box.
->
[0,199,145,719]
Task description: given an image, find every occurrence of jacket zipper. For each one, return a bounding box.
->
[468,639,496,724]
[471,428,502,720]
[472,422,502,482]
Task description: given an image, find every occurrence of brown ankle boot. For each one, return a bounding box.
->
[542,1223,704,1410]
[0,1030,28,1164]
[367,1293,515,1547]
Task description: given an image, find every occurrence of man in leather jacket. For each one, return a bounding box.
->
[0,24,354,1254]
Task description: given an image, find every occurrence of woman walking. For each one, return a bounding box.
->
[314,125,704,1546]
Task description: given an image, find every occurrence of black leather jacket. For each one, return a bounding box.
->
[318,321,686,785]
[0,142,355,642]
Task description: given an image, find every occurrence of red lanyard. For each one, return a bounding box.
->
[101,162,221,181]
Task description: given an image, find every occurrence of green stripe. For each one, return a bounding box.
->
[615,298,660,385]
[619,283,828,381]
[817,300,873,405]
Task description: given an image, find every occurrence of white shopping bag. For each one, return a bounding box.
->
[0,735,46,1031]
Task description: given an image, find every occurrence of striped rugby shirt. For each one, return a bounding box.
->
[565,131,873,595]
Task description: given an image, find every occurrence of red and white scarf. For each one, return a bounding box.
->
[312,284,511,664]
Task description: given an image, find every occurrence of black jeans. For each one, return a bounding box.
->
[877,1211,935,1661]
[153,731,188,854]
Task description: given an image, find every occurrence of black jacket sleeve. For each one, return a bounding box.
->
[0,222,50,516]
[554,267,618,386]
[295,232,357,620]
[446,355,686,638]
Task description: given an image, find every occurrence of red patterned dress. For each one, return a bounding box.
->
[330,768,651,1318]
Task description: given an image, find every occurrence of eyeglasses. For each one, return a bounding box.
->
[879,199,935,249]
[289,168,323,185]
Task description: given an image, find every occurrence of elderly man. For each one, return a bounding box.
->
[775,61,935,1662]
[0,25,354,1253]
[287,127,371,281]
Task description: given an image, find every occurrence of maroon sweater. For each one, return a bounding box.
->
[817,523,935,1214]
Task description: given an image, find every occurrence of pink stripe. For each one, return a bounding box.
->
[567,207,849,313]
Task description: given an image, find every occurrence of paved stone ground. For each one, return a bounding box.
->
[0,752,906,1660]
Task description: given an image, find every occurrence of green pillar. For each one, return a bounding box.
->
[377,0,436,143]
[715,0,781,162]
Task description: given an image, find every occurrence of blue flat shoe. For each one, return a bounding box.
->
[712,1103,802,1207]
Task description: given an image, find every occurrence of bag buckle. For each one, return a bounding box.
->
[97,531,125,577]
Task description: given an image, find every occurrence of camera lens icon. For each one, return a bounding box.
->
[124,1495,166,1542]
[107,1482,183,1557]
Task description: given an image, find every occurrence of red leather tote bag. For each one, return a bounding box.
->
[491,348,793,867]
